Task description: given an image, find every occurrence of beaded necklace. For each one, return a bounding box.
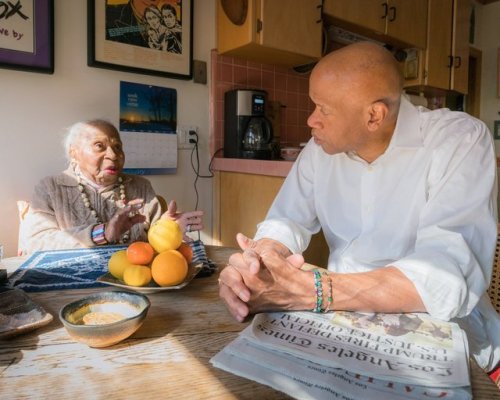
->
[76,171,130,243]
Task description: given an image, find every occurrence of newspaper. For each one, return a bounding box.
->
[210,311,472,399]
[211,337,472,400]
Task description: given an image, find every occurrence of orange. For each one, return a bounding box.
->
[151,250,188,287]
[108,250,134,280]
[127,241,155,265]
[123,264,152,287]
[177,242,193,264]
[148,219,183,253]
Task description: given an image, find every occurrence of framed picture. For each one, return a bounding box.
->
[497,48,500,98]
[87,0,193,80]
[494,121,500,140]
[0,0,54,74]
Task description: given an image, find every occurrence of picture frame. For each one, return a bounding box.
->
[494,121,500,140]
[0,0,54,74]
[497,48,500,98]
[87,0,193,80]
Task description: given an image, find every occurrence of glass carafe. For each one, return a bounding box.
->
[242,117,272,151]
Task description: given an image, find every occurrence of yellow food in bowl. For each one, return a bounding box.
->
[82,312,124,325]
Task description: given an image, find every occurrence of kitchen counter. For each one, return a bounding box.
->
[212,157,294,178]
[215,156,500,177]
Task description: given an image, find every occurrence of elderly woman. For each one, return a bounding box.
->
[21,119,203,254]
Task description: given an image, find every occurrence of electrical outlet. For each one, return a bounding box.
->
[193,60,207,84]
[177,125,198,149]
[188,126,198,144]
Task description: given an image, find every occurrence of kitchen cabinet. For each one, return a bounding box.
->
[426,0,471,94]
[322,0,428,49]
[215,171,329,267]
[217,0,322,67]
[404,0,471,95]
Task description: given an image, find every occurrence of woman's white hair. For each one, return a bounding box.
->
[63,119,118,163]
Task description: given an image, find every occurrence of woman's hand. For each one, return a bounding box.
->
[104,198,146,243]
[161,200,204,241]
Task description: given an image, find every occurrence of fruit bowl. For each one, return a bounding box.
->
[97,262,203,294]
[59,291,150,348]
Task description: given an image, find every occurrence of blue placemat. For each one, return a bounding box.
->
[8,240,217,292]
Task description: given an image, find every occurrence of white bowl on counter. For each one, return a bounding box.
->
[280,147,301,161]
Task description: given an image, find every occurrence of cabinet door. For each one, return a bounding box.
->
[450,0,471,94]
[218,171,329,266]
[387,0,427,48]
[217,0,256,54]
[426,0,453,91]
[258,0,322,59]
[220,172,284,246]
[322,0,386,34]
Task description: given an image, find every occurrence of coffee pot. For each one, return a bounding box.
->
[242,117,273,159]
[224,89,274,160]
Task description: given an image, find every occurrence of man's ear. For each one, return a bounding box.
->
[367,101,388,132]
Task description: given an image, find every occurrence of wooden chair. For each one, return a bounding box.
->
[156,195,168,214]
[487,224,500,315]
[17,200,30,256]
[17,200,30,221]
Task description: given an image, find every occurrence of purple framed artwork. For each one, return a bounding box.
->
[87,0,193,80]
[0,0,54,74]
[497,48,500,98]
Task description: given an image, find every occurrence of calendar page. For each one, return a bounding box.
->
[121,131,177,171]
[119,81,178,175]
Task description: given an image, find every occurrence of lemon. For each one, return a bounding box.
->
[108,250,134,280]
[148,219,183,253]
[122,264,152,287]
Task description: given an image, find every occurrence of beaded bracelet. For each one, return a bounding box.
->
[312,269,323,313]
[91,223,108,245]
[323,273,333,313]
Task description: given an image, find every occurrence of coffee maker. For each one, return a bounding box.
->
[224,89,273,160]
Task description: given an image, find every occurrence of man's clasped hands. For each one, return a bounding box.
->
[218,233,314,322]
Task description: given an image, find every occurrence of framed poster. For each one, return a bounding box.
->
[498,48,500,98]
[87,0,193,80]
[0,0,54,74]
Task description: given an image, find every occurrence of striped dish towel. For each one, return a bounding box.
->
[190,240,217,277]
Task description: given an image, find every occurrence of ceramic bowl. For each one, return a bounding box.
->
[59,291,150,348]
[280,146,301,161]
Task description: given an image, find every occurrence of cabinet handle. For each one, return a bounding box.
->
[381,2,388,19]
[316,1,323,23]
[256,18,263,33]
[388,6,396,21]
[447,55,454,68]
[454,56,462,68]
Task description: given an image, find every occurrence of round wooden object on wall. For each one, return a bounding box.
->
[221,0,248,26]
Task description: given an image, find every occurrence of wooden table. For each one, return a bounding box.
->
[1,246,499,399]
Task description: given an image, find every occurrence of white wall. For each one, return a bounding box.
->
[0,0,215,257]
[476,1,500,152]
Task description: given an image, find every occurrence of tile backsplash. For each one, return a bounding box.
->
[209,49,314,156]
